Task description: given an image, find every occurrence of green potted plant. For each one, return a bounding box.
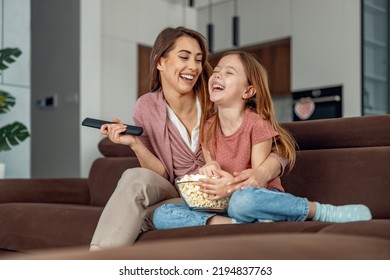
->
[0,47,30,152]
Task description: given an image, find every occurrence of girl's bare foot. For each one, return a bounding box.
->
[206,215,232,225]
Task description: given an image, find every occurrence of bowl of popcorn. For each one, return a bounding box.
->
[175,174,229,212]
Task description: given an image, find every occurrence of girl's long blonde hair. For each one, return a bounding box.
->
[202,51,296,171]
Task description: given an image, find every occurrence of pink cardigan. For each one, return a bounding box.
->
[133,90,204,184]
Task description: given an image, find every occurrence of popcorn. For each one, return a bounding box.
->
[175,174,229,211]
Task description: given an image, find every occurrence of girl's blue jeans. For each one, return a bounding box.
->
[153,187,310,230]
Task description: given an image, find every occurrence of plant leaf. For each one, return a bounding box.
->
[0,90,16,114]
[0,48,22,71]
[0,122,30,152]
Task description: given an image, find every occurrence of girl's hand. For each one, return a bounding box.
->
[198,161,221,177]
[226,168,267,194]
[100,118,138,146]
[198,169,233,200]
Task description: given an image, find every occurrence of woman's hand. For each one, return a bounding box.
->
[100,118,138,146]
[198,169,233,200]
[226,168,269,194]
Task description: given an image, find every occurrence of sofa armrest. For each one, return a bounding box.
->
[0,178,90,205]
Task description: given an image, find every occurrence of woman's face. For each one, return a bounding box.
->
[208,54,250,107]
[157,36,203,95]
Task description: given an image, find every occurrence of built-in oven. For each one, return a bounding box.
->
[292,85,342,121]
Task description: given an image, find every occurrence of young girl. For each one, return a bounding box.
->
[153,51,372,229]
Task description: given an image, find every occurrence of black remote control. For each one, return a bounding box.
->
[81,117,143,136]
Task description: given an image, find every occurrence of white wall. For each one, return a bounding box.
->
[197,0,362,118]
[198,0,292,52]
[292,0,361,117]
[0,0,30,178]
[80,0,103,177]
[79,0,197,177]
[100,0,197,123]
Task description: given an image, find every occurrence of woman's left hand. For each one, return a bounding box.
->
[198,169,233,200]
[226,168,267,194]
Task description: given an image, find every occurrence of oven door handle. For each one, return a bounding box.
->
[293,95,341,104]
[311,95,341,103]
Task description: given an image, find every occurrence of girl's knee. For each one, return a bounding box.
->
[228,188,268,220]
[153,204,178,229]
[152,204,167,228]
[229,189,254,210]
[228,190,250,218]
[152,204,185,229]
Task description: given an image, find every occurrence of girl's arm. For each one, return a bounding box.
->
[251,139,273,169]
[197,146,233,200]
[198,146,221,176]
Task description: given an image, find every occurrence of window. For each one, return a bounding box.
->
[362,0,389,115]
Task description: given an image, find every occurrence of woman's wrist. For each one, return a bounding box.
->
[129,137,142,151]
[256,162,276,183]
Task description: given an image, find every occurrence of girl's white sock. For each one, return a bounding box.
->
[312,202,372,223]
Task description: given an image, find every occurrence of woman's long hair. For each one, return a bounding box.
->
[149,26,214,135]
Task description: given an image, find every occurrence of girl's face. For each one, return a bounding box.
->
[157,36,203,95]
[208,54,251,107]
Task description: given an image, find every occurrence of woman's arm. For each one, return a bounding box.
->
[222,139,275,192]
[129,138,165,176]
[101,119,165,177]
[226,149,283,193]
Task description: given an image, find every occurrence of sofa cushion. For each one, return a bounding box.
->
[98,137,138,157]
[318,219,390,240]
[137,222,331,242]
[137,220,390,243]
[0,203,102,252]
[88,157,140,206]
[0,179,90,204]
[282,115,390,150]
[7,233,390,260]
[282,146,390,219]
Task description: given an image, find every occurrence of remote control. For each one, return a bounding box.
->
[82,117,143,136]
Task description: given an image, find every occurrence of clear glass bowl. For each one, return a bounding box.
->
[175,174,229,212]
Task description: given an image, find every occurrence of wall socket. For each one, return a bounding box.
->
[37,95,58,109]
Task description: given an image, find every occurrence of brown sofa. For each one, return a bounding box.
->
[1,115,390,259]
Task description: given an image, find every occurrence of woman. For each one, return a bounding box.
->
[90,27,286,250]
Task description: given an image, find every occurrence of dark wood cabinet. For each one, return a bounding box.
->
[138,44,152,97]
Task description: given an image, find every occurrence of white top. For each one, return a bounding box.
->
[166,96,201,152]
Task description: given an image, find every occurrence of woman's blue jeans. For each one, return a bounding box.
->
[153,187,309,230]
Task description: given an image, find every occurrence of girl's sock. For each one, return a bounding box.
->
[312,202,372,223]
